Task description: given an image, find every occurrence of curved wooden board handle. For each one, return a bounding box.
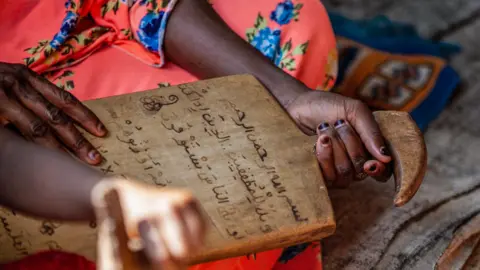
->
[373,111,427,206]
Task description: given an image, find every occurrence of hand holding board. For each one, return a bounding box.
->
[0,75,426,267]
[81,75,426,266]
[84,75,336,264]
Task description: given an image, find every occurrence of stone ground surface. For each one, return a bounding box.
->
[320,1,480,269]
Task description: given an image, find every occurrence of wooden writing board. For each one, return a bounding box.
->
[0,75,335,264]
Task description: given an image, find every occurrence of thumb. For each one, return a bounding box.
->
[348,101,391,163]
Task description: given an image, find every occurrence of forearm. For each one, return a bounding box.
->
[164,0,309,108]
[0,128,101,221]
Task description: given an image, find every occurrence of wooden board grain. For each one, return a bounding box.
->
[0,74,335,264]
[85,74,335,263]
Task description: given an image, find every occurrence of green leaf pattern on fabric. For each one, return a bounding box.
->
[245,1,309,72]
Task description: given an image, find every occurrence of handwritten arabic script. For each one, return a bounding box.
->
[0,208,97,263]
[87,80,316,243]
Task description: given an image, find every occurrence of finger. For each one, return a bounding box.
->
[347,101,391,163]
[182,201,206,248]
[333,119,368,181]
[8,112,61,150]
[317,122,354,188]
[21,67,107,137]
[168,191,206,238]
[138,220,169,270]
[9,79,102,164]
[191,200,207,238]
[159,204,190,262]
[314,133,336,185]
[364,160,392,183]
[57,121,103,165]
[0,89,63,150]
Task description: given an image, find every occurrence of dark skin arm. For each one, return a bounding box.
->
[165,0,391,186]
[0,127,100,221]
[0,127,206,265]
[165,0,306,109]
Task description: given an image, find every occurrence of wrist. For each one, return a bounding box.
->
[164,0,309,108]
[244,59,310,109]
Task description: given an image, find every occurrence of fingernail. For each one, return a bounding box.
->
[334,119,345,128]
[317,122,329,131]
[320,135,330,145]
[88,150,100,161]
[368,165,377,172]
[380,146,390,156]
[98,123,107,134]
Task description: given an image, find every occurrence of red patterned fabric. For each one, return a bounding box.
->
[1,251,95,270]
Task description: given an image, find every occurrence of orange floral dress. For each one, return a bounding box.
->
[0,0,337,269]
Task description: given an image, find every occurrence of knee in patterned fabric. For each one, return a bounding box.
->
[208,0,337,90]
[274,0,338,90]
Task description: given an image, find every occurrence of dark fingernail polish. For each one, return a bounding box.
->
[320,136,330,145]
[317,122,329,131]
[334,119,345,127]
[380,146,390,156]
[369,165,377,172]
[88,150,100,161]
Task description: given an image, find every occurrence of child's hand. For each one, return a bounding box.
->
[92,178,207,270]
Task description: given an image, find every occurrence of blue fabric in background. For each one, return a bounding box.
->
[328,12,462,131]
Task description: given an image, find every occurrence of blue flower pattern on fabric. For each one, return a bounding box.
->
[270,0,295,25]
[50,11,78,49]
[247,1,305,71]
[251,28,282,62]
[136,11,164,53]
[64,0,74,9]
